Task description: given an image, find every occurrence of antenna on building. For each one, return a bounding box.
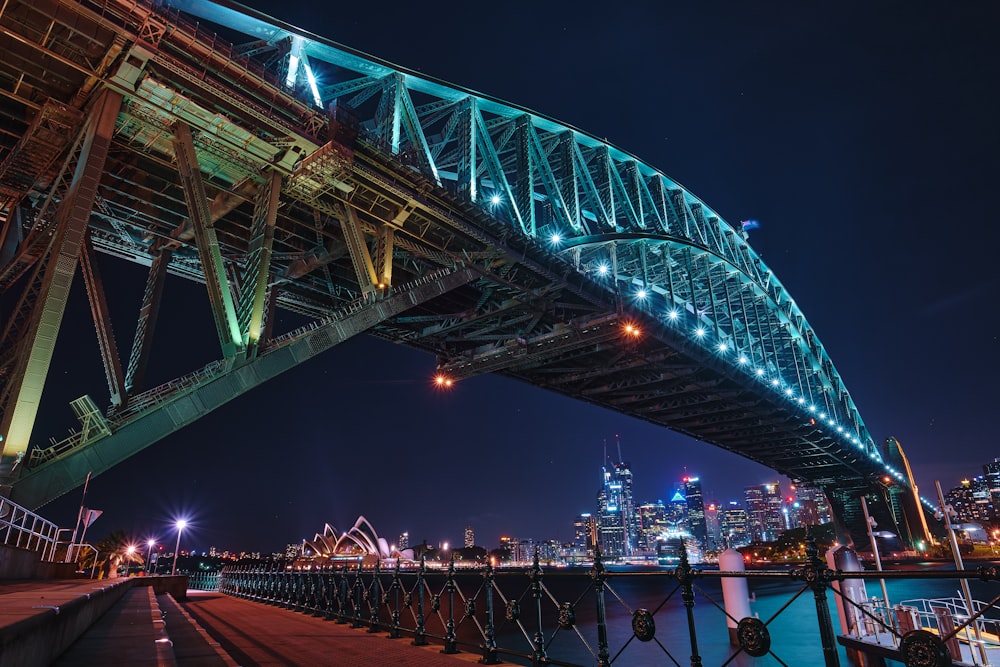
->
[616,433,623,464]
[603,438,608,468]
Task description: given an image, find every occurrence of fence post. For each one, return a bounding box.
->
[413,555,428,646]
[352,563,365,628]
[482,560,500,664]
[530,550,546,665]
[801,528,841,667]
[388,558,402,639]
[336,566,350,623]
[369,560,381,633]
[591,547,611,667]
[677,543,703,667]
[442,553,459,654]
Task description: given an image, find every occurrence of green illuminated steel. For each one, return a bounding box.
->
[0,90,122,474]
[171,121,243,358]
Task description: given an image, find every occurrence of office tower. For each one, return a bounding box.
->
[464,525,475,548]
[636,501,667,550]
[684,476,707,547]
[720,501,749,548]
[745,482,784,542]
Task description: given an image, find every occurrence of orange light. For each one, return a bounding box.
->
[434,374,454,388]
[622,322,641,337]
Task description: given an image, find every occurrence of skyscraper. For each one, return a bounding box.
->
[684,476,707,547]
[464,525,475,548]
[745,482,785,542]
[720,502,749,548]
[636,501,667,551]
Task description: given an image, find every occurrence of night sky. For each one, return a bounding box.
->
[37,1,1000,554]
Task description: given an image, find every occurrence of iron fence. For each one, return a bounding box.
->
[0,495,61,561]
[218,538,1000,667]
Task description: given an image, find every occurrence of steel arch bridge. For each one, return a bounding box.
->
[0,0,927,546]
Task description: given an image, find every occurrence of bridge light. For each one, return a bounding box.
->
[434,374,454,388]
[490,194,501,206]
[623,323,641,338]
[836,426,844,433]
[755,368,764,376]
[809,405,816,412]
[738,355,748,364]
[550,233,562,244]
[667,309,679,321]
[797,397,805,404]
[827,418,835,425]
[636,289,647,300]
[770,378,779,387]
[818,412,826,419]
[597,263,609,275]
[785,388,793,396]
[718,343,728,352]
[694,327,706,338]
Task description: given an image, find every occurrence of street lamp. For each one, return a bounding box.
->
[171,520,187,576]
[146,538,156,575]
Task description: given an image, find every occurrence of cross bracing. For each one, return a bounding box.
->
[0,0,925,546]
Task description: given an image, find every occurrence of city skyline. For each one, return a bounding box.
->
[30,1,999,552]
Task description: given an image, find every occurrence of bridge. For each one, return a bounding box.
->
[0,0,928,546]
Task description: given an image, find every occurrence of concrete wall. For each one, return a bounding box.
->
[133,574,189,601]
[0,543,79,579]
[0,542,40,579]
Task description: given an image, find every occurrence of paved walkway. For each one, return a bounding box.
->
[179,592,484,666]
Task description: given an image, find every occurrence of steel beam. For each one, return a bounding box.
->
[80,234,126,407]
[237,170,281,357]
[124,246,172,394]
[171,121,242,358]
[0,89,122,479]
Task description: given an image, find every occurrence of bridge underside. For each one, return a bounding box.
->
[0,0,922,548]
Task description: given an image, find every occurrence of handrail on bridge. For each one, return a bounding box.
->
[0,496,61,561]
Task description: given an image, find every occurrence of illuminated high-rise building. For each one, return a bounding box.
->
[464,526,475,548]
[666,487,688,531]
[636,501,667,550]
[597,474,626,558]
[573,513,596,553]
[398,532,409,551]
[705,502,721,550]
[745,482,784,542]
[684,476,707,547]
[720,502,749,548]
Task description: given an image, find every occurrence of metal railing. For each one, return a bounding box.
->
[187,571,221,591]
[0,496,61,561]
[216,536,1000,667]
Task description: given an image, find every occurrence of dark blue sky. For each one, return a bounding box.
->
[40,0,1000,553]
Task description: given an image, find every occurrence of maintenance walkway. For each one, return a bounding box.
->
[0,579,481,666]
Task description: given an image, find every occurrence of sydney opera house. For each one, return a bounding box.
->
[300,516,415,566]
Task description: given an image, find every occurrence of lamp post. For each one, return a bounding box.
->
[146,539,156,575]
[171,520,187,576]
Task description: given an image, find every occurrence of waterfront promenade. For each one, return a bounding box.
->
[0,578,480,666]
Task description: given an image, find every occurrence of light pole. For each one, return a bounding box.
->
[146,539,156,575]
[171,520,187,576]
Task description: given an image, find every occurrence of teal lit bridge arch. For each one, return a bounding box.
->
[0,0,927,546]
